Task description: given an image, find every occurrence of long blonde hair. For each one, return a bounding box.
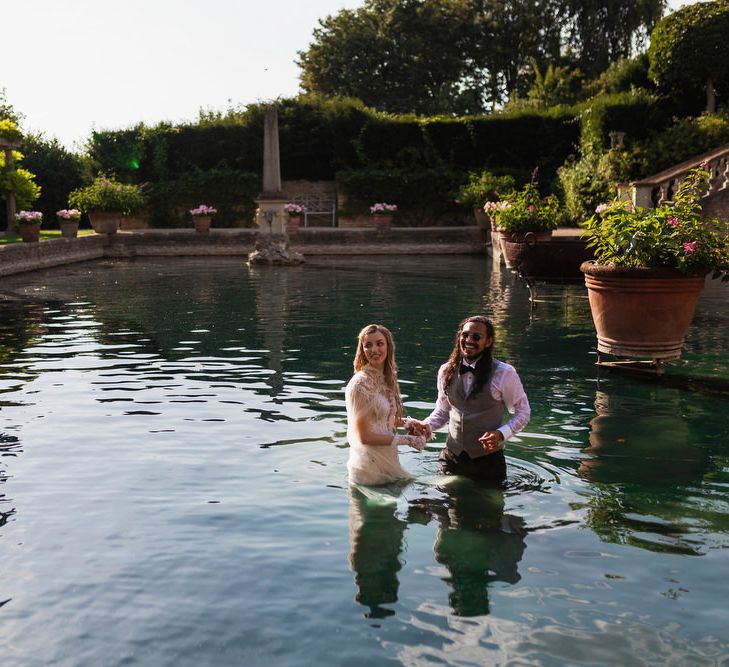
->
[353,323,403,421]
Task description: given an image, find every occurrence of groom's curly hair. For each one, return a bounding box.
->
[443,316,495,395]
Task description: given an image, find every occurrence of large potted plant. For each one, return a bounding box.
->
[14,210,42,242]
[369,202,397,231]
[68,175,146,234]
[486,180,561,268]
[189,204,217,234]
[283,202,306,234]
[456,170,515,227]
[580,163,729,363]
[56,209,82,238]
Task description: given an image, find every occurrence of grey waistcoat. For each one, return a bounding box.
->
[445,360,504,458]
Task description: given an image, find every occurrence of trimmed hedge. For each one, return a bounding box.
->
[83,94,683,227]
[577,90,668,154]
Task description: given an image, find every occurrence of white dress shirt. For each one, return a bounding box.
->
[424,358,530,442]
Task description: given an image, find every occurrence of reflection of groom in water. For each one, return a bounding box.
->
[410,316,530,483]
[429,482,527,617]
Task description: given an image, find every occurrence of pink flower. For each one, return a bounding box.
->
[528,204,535,213]
[595,203,610,214]
[683,241,698,253]
[700,160,710,171]
[190,204,217,216]
[667,216,679,227]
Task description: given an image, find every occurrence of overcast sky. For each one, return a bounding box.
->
[2,0,698,150]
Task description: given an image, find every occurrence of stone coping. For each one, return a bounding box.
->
[0,226,583,277]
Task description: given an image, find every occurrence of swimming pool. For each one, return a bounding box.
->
[1,255,727,666]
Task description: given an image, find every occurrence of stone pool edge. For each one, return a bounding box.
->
[0,226,490,276]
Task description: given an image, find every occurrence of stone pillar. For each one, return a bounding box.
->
[255,106,286,235]
[248,106,304,265]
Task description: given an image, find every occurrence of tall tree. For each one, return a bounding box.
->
[298,0,666,115]
[298,0,482,115]
[560,0,665,78]
[649,0,729,114]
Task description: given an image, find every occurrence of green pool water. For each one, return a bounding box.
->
[0,255,727,666]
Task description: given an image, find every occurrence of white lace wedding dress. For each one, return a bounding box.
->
[345,367,412,486]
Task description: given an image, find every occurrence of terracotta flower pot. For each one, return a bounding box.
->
[494,229,553,269]
[373,214,392,231]
[88,210,120,234]
[580,261,705,361]
[502,238,593,281]
[193,215,212,234]
[287,215,301,234]
[58,219,79,239]
[19,222,41,243]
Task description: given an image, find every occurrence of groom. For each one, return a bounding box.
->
[408,315,530,482]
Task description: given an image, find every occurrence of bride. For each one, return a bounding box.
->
[345,324,426,486]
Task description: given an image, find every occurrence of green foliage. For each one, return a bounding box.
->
[83,96,583,229]
[559,0,664,78]
[581,165,729,279]
[506,64,587,111]
[638,112,729,173]
[298,0,483,115]
[336,166,465,226]
[0,118,22,142]
[649,0,729,114]
[456,170,516,208]
[578,89,666,154]
[0,150,41,211]
[68,174,146,214]
[20,134,86,228]
[487,181,562,232]
[148,168,260,228]
[558,150,624,224]
[298,0,664,113]
[585,54,653,96]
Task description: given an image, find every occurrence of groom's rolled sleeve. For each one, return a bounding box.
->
[494,364,530,442]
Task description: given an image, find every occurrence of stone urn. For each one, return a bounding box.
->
[193,215,212,234]
[58,218,80,239]
[580,261,706,362]
[88,210,120,234]
[19,222,41,243]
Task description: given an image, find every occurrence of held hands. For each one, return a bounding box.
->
[403,417,433,440]
[479,430,504,455]
[392,433,427,452]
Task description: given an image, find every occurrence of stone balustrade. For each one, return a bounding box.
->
[629,142,729,209]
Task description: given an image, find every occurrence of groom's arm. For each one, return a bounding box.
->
[412,364,450,438]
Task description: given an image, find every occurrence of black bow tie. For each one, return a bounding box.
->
[459,363,476,375]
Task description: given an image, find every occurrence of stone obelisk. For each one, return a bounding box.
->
[248,105,304,265]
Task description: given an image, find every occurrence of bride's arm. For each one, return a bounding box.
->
[353,415,425,450]
[346,374,425,449]
[351,413,398,447]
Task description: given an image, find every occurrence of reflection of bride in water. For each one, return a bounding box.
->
[347,486,408,618]
[347,477,527,619]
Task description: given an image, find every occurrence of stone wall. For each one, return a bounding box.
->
[0,226,485,277]
[0,236,106,277]
[702,190,729,222]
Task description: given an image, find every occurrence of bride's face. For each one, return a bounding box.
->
[362,331,388,370]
